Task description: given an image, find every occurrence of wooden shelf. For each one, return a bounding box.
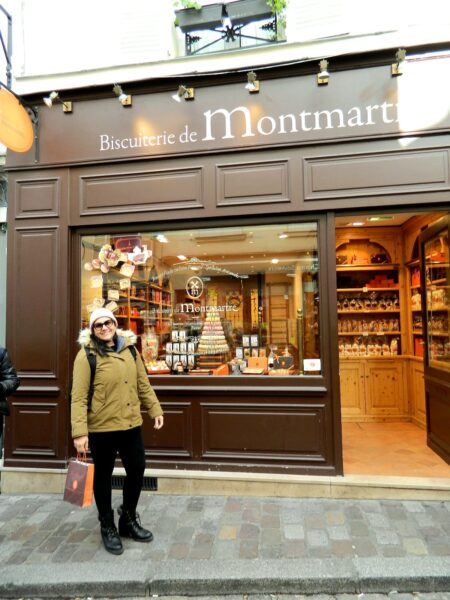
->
[337,287,399,292]
[337,310,400,314]
[429,279,449,286]
[336,264,399,271]
[338,331,402,336]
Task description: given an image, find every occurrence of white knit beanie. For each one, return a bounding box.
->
[89,307,118,330]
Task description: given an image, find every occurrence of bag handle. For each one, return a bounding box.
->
[76,451,88,463]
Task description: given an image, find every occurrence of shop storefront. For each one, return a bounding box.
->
[3,48,450,485]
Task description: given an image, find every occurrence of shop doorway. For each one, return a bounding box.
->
[335,209,450,478]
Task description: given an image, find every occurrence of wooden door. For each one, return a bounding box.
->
[365,359,406,418]
[339,359,365,419]
[420,216,450,465]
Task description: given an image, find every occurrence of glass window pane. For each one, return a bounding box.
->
[80,222,321,377]
[424,228,450,370]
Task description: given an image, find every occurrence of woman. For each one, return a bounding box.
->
[71,308,164,555]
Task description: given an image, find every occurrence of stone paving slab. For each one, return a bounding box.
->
[0,494,448,598]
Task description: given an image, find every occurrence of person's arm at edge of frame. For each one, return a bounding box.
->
[0,347,20,397]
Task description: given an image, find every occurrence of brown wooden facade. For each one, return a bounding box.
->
[4,47,450,475]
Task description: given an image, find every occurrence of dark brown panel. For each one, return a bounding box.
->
[217,160,289,207]
[141,403,193,458]
[14,177,60,219]
[8,401,59,457]
[11,227,59,378]
[200,403,326,462]
[304,149,449,201]
[78,168,204,216]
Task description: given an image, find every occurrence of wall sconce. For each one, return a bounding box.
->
[391,48,406,76]
[43,91,72,113]
[245,71,260,93]
[317,59,330,85]
[113,84,132,106]
[171,85,195,102]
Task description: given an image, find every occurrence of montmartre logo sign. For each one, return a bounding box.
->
[98,100,399,153]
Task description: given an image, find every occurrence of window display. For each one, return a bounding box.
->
[424,229,450,369]
[80,223,321,376]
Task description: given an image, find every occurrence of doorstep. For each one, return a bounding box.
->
[1,466,449,500]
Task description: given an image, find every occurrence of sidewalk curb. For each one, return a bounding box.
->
[0,557,449,598]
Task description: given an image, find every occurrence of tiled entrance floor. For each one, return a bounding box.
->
[342,421,450,478]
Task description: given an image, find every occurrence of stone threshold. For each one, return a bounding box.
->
[1,465,449,500]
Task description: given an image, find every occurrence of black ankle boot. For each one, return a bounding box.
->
[99,511,124,555]
[118,505,153,542]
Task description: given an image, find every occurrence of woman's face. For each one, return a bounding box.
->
[92,317,117,344]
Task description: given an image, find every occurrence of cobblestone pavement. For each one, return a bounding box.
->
[0,494,449,565]
[0,494,449,598]
[12,593,450,599]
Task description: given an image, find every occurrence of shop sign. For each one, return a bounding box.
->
[0,87,34,152]
[7,56,450,167]
[186,275,204,299]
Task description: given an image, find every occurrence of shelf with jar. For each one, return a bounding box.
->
[105,267,173,338]
[336,264,402,355]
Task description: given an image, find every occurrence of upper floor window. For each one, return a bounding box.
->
[175,0,286,56]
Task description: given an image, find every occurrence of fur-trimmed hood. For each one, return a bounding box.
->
[77,328,137,348]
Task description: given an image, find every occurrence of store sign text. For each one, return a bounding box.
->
[176,303,238,314]
[99,101,399,152]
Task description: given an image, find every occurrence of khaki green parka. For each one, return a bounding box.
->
[71,328,163,439]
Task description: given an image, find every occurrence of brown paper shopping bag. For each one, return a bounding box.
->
[63,453,94,508]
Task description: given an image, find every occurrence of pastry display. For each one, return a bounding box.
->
[197,310,230,355]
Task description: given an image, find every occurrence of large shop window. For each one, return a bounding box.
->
[80,223,321,376]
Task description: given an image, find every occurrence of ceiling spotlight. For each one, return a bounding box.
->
[317,59,330,85]
[391,48,406,76]
[113,84,132,106]
[172,85,195,102]
[155,234,169,243]
[245,71,260,93]
[367,216,393,222]
[42,91,72,113]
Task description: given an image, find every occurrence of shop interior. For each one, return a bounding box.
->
[336,210,450,479]
[81,223,321,378]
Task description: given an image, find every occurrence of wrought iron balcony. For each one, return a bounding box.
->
[175,0,281,56]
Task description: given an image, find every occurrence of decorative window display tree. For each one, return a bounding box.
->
[196,309,230,369]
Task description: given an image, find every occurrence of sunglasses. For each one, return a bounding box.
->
[93,319,115,331]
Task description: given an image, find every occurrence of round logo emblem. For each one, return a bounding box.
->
[186,276,203,299]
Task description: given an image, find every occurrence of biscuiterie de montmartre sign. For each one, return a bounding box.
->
[6,55,450,167]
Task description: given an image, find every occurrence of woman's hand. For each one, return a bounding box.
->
[74,435,89,454]
[154,415,164,430]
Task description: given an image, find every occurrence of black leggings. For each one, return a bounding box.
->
[88,426,146,518]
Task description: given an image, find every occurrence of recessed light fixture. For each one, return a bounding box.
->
[177,255,187,260]
[367,216,394,222]
[155,234,168,243]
